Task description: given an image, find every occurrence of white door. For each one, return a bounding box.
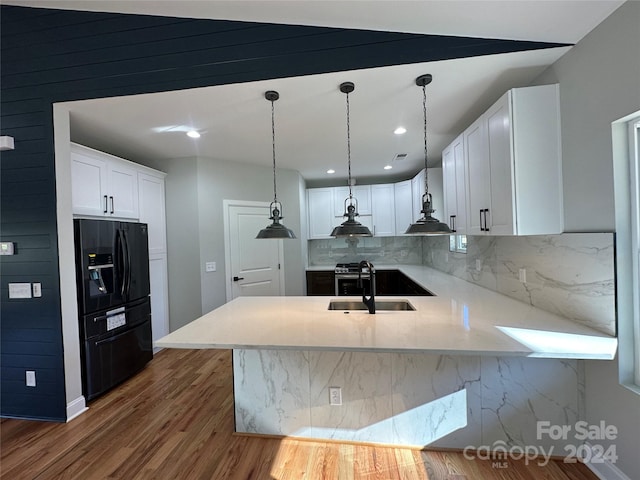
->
[225,202,285,300]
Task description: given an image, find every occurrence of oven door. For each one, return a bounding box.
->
[335,273,371,296]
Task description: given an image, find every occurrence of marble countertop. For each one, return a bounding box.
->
[156,265,617,359]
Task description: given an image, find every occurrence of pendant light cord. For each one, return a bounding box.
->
[346,90,353,200]
[422,83,429,197]
[271,97,277,203]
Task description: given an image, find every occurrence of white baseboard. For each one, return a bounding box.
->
[66,396,88,422]
[584,442,631,480]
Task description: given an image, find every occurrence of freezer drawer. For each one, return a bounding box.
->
[82,318,152,400]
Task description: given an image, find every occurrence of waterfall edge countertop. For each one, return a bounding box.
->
[155,266,617,359]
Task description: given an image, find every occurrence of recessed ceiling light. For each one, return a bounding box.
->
[327,169,335,174]
[186,130,201,138]
[384,165,393,170]
[394,127,407,135]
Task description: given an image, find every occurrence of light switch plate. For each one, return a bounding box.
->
[9,283,32,299]
[32,283,42,298]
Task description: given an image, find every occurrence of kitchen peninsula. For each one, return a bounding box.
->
[156,266,616,448]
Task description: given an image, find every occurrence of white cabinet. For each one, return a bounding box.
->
[307,188,335,239]
[411,169,426,223]
[464,84,563,235]
[371,184,395,237]
[138,171,167,256]
[394,179,413,235]
[332,185,372,217]
[442,134,467,234]
[71,143,138,219]
[149,256,170,347]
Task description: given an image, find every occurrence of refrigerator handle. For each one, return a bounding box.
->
[123,230,131,297]
[116,230,126,297]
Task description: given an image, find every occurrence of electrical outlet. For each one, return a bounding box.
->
[205,261,216,272]
[32,283,42,297]
[329,386,342,406]
[519,268,527,284]
[26,370,36,387]
[475,259,482,272]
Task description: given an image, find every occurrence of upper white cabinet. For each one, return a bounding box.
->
[307,188,335,239]
[71,143,138,219]
[371,184,395,237]
[464,84,563,235]
[332,185,372,217]
[442,134,467,234]
[394,179,413,235]
[411,169,426,223]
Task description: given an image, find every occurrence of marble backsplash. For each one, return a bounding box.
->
[308,236,423,266]
[307,233,616,336]
[421,233,616,336]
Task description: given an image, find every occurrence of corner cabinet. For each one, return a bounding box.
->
[464,84,563,235]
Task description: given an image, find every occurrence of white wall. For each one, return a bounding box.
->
[162,157,203,332]
[534,1,640,477]
[182,158,306,316]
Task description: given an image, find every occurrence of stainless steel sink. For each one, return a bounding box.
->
[327,300,416,311]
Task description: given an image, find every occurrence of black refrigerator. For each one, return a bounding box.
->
[74,219,153,400]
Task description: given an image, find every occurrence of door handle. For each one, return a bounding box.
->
[233,276,245,282]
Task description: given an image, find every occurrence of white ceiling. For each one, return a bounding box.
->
[4,0,625,183]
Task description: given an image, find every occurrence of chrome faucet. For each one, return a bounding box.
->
[357,260,376,314]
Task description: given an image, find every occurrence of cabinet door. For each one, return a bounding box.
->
[149,255,169,347]
[307,188,335,239]
[138,172,167,256]
[333,185,372,217]
[486,93,515,235]
[371,184,395,236]
[394,180,413,234]
[108,160,139,219]
[442,135,467,234]
[71,149,108,216]
[411,169,426,222]
[464,116,489,235]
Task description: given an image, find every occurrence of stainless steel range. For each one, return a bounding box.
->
[334,262,372,295]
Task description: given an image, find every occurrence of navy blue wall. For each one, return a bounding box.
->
[0,5,565,421]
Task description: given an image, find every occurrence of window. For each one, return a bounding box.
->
[449,234,467,254]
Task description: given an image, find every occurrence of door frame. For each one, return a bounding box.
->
[223,199,286,302]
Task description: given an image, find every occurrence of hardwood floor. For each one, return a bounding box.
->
[1,349,598,479]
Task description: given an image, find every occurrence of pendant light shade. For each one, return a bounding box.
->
[331,82,373,238]
[405,74,452,236]
[256,90,296,239]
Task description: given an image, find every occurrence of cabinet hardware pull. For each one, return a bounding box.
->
[484,209,490,232]
[103,195,108,214]
[450,215,456,233]
[110,196,114,214]
[233,276,244,282]
[479,210,484,231]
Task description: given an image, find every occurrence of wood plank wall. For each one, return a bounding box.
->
[0,4,566,421]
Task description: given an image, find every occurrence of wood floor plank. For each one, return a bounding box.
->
[1,348,600,480]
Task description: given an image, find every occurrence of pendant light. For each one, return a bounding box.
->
[405,74,453,235]
[330,82,373,238]
[256,90,296,239]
